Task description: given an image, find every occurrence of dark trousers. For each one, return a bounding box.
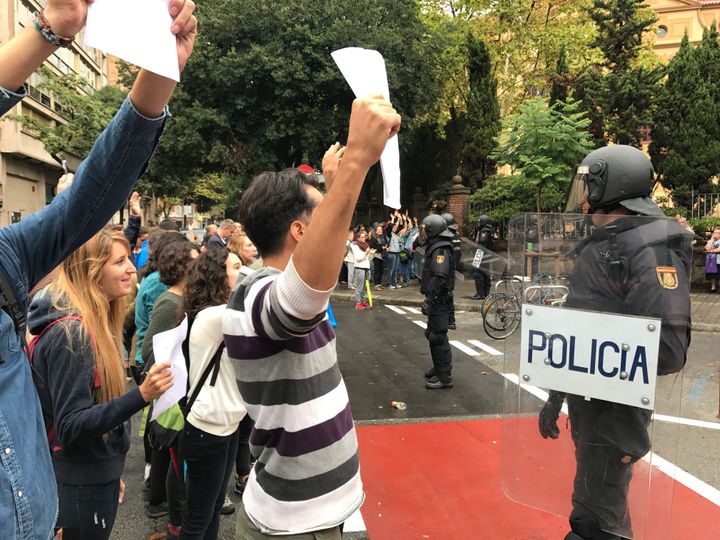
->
[236,414,255,477]
[180,422,239,540]
[149,446,170,506]
[56,480,120,540]
[149,444,184,527]
[372,258,384,286]
[474,269,490,297]
[566,396,651,539]
[424,300,452,380]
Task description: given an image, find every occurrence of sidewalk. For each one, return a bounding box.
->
[330,278,720,333]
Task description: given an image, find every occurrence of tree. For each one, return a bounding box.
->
[459,34,500,186]
[490,98,594,214]
[578,0,663,146]
[650,27,720,208]
[149,0,443,210]
[10,67,126,159]
[549,45,569,106]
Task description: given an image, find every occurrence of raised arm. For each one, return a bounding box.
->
[291,96,401,291]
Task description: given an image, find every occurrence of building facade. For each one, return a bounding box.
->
[650,0,720,60]
[0,0,111,227]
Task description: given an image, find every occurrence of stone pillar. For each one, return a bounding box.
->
[446,174,471,234]
[411,186,426,220]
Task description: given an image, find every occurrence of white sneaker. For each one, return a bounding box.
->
[221,494,235,515]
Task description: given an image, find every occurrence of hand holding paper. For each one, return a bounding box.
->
[139,361,174,403]
[332,47,402,209]
[85,0,198,81]
[149,316,188,421]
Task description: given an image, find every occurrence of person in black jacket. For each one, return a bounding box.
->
[30,225,173,540]
[420,214,455,389]
[538,146,692,540]
[472,215,495,300]
[441,212,461,329]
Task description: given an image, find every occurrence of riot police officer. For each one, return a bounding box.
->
[441,212,461,330]
[420,214,455,389]
[472,215,495,300]
[539,145,692,540]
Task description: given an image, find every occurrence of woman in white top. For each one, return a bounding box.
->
[180,247,246,540]
[351,230,376,310]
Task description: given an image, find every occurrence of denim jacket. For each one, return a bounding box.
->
[0,85,167,539]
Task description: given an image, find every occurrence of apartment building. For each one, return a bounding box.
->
[0,0,111,226]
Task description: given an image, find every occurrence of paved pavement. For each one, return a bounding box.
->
[331,276,720,332]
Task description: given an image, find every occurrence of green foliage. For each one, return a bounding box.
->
[650,26,720,209]
[459,34,500,186]
[689,216,720,237]
[577,0,663,146]
[151,0,443,210]
[9,67,126,159]
[549,45,569,106]
[490,98,594,213]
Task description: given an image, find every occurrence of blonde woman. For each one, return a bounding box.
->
[28,225,173,540]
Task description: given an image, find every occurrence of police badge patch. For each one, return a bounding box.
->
[656,266,678,290]
[436,255,445,264]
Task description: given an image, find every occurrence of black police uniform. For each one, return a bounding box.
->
[420,235,455,385]
[448,227,461,328]
[561,216,692,539]
[474,225,495,298]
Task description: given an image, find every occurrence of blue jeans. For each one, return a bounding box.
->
[385,253,400,286]
[0,90,167,540]
[180,421,239,540]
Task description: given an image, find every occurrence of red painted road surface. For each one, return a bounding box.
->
[356,420,720,540]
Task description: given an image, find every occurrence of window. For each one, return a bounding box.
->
[657,25,668,38]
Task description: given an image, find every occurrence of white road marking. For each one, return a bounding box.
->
[404,306,423,315]
[501,373,720,507]
[652,413,720,431]
[386,305,407,314]
[413,320,427,329]
[468,339,504,357]
[450,340,481,356]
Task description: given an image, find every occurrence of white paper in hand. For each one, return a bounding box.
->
[331,47,401,210]
[149,315,188,421]
[85,0,179,82]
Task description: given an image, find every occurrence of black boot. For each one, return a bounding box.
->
[425,376,453,389]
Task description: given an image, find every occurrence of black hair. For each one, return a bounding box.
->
[157,239,196,286]
[183,247,231,319]
[139,230,185,280]
[239,169,320,257]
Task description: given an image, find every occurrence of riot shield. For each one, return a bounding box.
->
[501,213,690,540]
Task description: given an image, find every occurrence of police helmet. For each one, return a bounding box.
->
[477,215,492,229]
[441,212,458,231]
[565,145,663,217]
[422,214,449,239]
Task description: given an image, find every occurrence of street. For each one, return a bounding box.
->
[112,301,720,539]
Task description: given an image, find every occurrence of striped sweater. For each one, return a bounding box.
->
[223,258,364,534]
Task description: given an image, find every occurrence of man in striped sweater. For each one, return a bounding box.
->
[223,96,401,538]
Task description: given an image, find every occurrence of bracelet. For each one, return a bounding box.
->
[32,10,74,48]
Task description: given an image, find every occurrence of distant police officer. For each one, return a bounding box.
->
[472,215,495,300]
[539,145,692,540]
[420,214,455,389]
[441,212,461,330]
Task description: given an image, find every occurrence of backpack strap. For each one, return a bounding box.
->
[182,342,225,419]
[0,267,27,351]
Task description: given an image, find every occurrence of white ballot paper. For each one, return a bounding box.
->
[331,47,401,209]
[85,0,179,82]
[150,315,188,421]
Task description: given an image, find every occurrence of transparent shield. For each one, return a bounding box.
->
[501,213,691,539]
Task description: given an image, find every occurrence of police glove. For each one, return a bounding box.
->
[538,390,566,439]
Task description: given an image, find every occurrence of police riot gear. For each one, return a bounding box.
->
[565,145,664,217]
[420,235,455,389]
[422,214,448,240]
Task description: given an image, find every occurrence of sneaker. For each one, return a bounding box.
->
[448,322,457,330]
[234,476,248,496]
[471,293,485,300]
[362,302,372,309]
[425,376,453,389]
[374,284,384,290]
[355,303,367,310]
[221,494,235,515]
[146,501,169,519]
[424,367,437,380]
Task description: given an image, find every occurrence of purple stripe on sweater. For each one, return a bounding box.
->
[225,320,335,360]
[250,403,354,457]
